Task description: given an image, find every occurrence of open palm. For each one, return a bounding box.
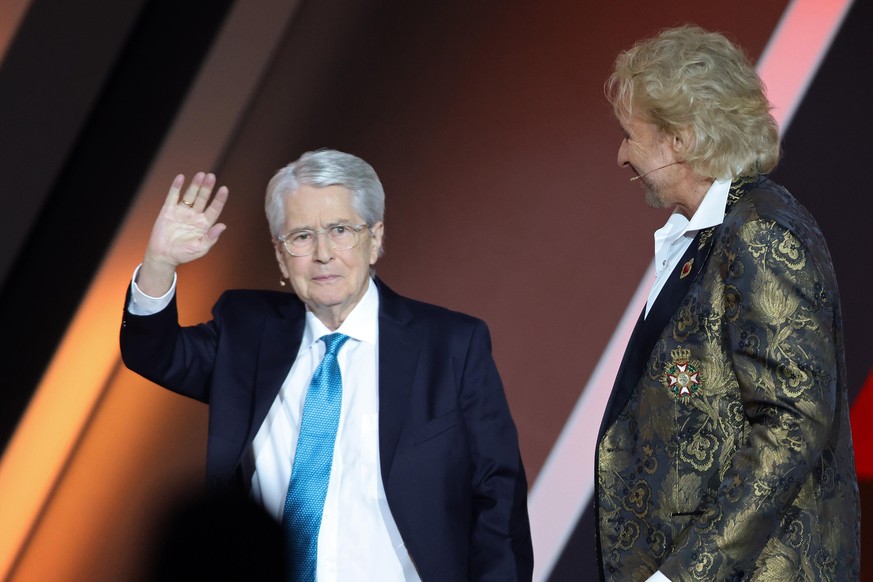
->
[138,172,229,296]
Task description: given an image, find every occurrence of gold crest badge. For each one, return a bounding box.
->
[663,347,702,398]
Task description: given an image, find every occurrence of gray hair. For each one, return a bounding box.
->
[605,25,780,179]
[265,149,386,243]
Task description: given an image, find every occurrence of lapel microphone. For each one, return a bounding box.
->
[629,161,681,182]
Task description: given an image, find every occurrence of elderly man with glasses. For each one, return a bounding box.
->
[120,149,533,582]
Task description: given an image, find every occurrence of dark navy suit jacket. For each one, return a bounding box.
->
[120,278,533,581]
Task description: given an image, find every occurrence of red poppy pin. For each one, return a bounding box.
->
[679,258,694,279]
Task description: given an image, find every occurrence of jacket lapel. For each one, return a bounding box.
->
[252,299,306,431]
[599,226,717,439]
[645,228,716,334]
[235,295,306,482]
[233,277,436,485]
[597,176,764,438]
[375,278,421,482]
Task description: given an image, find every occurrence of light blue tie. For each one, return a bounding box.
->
[283,332,350,581]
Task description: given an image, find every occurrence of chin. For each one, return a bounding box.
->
[645,190,668,209]
[310,290,347,307]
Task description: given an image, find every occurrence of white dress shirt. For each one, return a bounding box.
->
[645,178,731,317]
[128,273,419,581]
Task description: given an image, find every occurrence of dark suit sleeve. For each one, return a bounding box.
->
[120,284,219,403]
[459,320,534,581]
[660,217,844,580]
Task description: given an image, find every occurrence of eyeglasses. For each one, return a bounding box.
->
[277,223,371,256]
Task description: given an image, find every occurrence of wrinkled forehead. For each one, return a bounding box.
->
[282,184,360,225]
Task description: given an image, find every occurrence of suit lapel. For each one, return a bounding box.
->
[599,226,717,438]
[233,278,430,485]
[253,301,306,430]
[639,175,758,344]
[598,307,646,440]
[235,296,306,479]
[375,278,421,482]
[646,228,715,334]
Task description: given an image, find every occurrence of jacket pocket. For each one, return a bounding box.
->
[412,410,458,445]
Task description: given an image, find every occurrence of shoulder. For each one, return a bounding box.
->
[727,178,822,236]
[401,293,483,324]
[377,279,488,335]
[722,177,838,286]
[212,289,305,322]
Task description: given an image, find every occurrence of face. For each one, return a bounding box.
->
[274,184,383,329]
[617,112,683,209]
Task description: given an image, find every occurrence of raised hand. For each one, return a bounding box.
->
[137,172,229,297]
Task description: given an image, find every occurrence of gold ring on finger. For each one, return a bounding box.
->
[181,199,194,207]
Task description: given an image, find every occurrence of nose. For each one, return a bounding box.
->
[617,138,630,168]
[312,231,333,263]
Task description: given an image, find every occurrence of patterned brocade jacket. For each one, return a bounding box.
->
[596,176,860,581]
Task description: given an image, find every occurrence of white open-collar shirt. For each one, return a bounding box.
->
[645,178,731,317]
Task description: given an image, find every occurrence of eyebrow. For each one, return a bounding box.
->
[285,219,357,232]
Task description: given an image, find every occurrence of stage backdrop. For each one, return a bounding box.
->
[0,0,870,580]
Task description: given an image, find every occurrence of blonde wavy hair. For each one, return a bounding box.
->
[605,25,780,179]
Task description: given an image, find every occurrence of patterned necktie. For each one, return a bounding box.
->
[283,332,350,581]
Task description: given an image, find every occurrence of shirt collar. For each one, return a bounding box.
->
[301,277,379,351]
[686,177,731,232]
[654,177,731,247]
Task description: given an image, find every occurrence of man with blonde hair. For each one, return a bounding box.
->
[596,25,860,581]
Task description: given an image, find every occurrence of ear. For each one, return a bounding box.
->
[273,240,291,280]
[368,222,384,265]
[671,126,694,158]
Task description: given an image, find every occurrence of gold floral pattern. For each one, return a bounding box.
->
[619,520,642,549]
[679,430,718,472]
[642,443,658,475]
[773,229,807,270]
[597,179,859,581]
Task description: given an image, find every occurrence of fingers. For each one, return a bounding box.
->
[203,185,229,224]
[206,222,228,243]
[146,172,229,273]
[167,172,228,217]
[179,172,211,210]
[163,174,186,209]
